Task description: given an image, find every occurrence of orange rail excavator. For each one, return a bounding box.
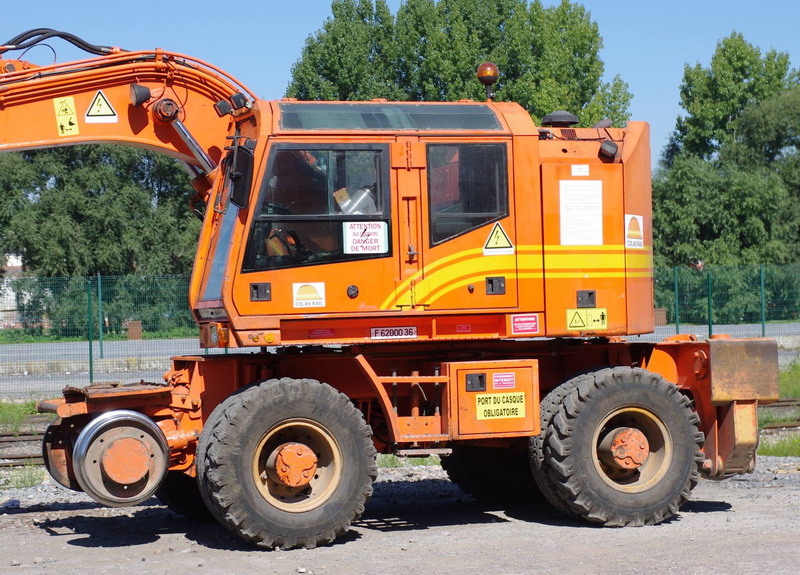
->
[0,30,778,549]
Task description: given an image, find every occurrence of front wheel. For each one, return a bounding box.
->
[196,378,377,549]
[545,367,704,526]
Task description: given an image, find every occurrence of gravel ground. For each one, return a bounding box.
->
[1,456,799,575]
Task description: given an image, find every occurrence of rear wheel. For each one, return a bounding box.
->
[196,378,377,549]
[545,367,704,526]
[529,375,588,518]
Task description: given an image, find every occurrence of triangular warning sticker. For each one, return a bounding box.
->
[568,311,586,329]
[483,222,514,255]
[85,91,118,123]
[57,101,74,116]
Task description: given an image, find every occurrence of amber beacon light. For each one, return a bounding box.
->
[477,62,499,100]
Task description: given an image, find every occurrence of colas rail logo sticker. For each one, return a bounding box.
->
[625,214,644,249]
[293,283,326,308]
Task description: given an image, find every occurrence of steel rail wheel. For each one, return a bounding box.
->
[545,367,704,526]
[196,378,377,549]
[71,410,169,507]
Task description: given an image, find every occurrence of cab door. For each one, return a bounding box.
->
[389,137,428,309]
[232,142,398,320]
[419,140,519,312]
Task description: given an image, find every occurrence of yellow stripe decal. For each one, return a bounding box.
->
[380,244,653,309]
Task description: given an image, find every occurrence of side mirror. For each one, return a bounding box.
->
[229,144,254,209]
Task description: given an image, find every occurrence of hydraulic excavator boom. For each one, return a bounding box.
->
[1,29,253,180]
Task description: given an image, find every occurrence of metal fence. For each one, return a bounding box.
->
[650,265,800,369]
[0,274,218,398]
[1,266,799,398]
[654,265,800,336]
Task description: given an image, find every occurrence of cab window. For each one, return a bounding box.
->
[428,143,508,245]
[243,144,391,272]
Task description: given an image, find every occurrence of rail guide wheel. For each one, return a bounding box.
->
[72,410,170,507]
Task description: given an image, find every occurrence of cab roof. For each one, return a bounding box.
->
[275,101,505,132]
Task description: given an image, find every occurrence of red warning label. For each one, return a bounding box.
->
[511,313,540,335]
[493,372,516,389]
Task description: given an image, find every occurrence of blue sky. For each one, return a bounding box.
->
[4,1,799,168]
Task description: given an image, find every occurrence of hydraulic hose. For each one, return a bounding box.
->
[1,28,118,56]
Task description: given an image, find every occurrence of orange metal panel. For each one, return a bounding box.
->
[541,159,629,336]
[448,360,539,439]
[510,135,545,315]
[716,401,758,475]
[708,339,780,404]
[621,123,655,334]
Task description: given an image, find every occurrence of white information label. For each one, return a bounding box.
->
[560,180,603,245]
[571,164,590,177]
[370,326,418,340]
[343,221,388,255]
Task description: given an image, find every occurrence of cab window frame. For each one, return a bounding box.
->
[242,142,392,273]
[427,142,509,246]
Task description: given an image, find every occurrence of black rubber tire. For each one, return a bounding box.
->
[195,382,247,527]
[528,375,590,518]
[545,367,704,526]
[441,444,541,504]
[195,378,377,549]
[155,471,213,521]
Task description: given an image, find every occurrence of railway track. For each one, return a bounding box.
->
[1,402,798,469]
[761,399,800,409]
[0,415,50,468]
[0,453,44,467]
[760,399,800,432]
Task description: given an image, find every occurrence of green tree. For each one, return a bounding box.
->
[286,0,401,101]
[653,153,793,267]
[724,87,800,261]
[504,0,630,125]
[666,32,798,163]
[3,146,200,277]
[287,0,631,126]
[655,33,800,267]
[725,86,800,166]
[0,152,34,272]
